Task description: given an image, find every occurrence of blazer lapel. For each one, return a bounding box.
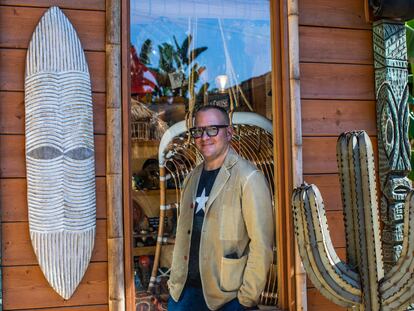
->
[204,148,238,215]
[204,167,230,215]
[188,165,203,204]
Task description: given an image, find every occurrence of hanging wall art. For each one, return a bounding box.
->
[25,6,96,299]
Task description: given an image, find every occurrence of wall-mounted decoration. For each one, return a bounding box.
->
[25,6,96,299]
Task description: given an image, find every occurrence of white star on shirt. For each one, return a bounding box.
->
[195,188,209,214]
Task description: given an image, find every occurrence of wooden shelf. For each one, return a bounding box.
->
[133,246,156,257]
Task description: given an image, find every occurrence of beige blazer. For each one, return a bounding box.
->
[168,148,274,310]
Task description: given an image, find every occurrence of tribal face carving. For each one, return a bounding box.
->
[377,83,410,176]
[25,7,96,299]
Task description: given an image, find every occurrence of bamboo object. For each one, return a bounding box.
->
[292,131,414,310]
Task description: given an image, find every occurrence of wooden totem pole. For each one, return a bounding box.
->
[373,20,411,273]
[292,20,414,310]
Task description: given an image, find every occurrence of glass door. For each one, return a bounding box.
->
[129,1,274,308]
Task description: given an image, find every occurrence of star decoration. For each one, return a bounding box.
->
[195,188,209,214]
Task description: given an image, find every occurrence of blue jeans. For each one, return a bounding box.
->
[168,286,209,311]
[168,286,254,310]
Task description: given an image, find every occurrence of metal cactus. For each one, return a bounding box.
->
[292,131,414,310]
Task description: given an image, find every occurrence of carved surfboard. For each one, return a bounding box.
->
[25,6,96,299]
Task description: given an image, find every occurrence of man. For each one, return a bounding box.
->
[168,105,274,311]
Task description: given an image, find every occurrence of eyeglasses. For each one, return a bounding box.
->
[189,125,228,139]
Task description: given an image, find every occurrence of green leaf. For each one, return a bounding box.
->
[188,47,208,64]
[158,43,176,73]
[410,149,414,180]
[407,19,414,29]
[408,92,414,105]
[173,53,182,69]
[181,35,192,65]
[197,82,210,98]
[406,23,414,62]
[409,114,414,138]
[173,36,181,52]
[139,39,152,65]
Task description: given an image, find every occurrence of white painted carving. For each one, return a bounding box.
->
[25,6,96,300]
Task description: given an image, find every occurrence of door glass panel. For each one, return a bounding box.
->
[130,0,275,308]
[131,0,272,119]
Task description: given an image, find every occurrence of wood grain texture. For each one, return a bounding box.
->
[3,262,108,310]
[307,288,346,311]
[0,91,105,134]
[299,0,370,29]
[301,63,375,100]
[2,220,107,266]
[270,0,298,306]
[0,6,105,50]
[303,136,378,174]
[0,134,105,178]
[301,100,376,136]
[0,177,106,222]
[0,49,105,92]
[107,0,125,310]
[299,26,373,64]
[299,0,375,309]
[303,174,342,211]
[0,1,108,309]
[0,1,105,11]
[121,0,134,308]
[325,211,346,248]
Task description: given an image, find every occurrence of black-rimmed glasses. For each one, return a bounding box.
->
[189,125,228,139]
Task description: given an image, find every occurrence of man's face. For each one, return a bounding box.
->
[193,109,232,166]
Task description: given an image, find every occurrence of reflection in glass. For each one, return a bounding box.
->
[130,1,274,308]
[131,0,272,122]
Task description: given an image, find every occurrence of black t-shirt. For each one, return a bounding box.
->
[186,167,221,287]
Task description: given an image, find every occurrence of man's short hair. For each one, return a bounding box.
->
[194,105,230,125]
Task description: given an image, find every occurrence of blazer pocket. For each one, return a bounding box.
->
[219,254,248,292]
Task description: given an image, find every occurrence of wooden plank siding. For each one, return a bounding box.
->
[0,2,108,310]
[0,1,105,11]
[0,91,106,134]
[3,263,108,310]
[0,6,105,51]
[0,49,105,92]
[299,0,375,309]
[0,177,107,222]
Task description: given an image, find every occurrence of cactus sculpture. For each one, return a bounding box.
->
[292,131,414,310]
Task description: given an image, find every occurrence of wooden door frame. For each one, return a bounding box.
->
[270,0,299,309]
[121,0,134,310]
[118,0,299,310]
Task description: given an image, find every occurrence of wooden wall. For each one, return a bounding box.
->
[299,0,376,309]
[0,1,108,310]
